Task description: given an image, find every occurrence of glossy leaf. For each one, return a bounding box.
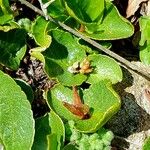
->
[0,29,27,70]
[43,29,87,86]
[64,0,104,22]
[0,70,35,150]
[47,81,121,133]
[139,16,150,65]
[65,1,134,40]
[87,54,122,84]
[32,16,52,48]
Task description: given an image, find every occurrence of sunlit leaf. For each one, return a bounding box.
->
[43,29,87,86]
[87,54,122,84]
[32,16,52,48]
[0,70,35,150]
[47,81,121,133]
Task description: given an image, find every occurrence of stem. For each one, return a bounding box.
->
[18,0,150,81]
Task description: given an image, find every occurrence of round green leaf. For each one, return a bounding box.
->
[32,16,51,48]
[87,54,123,84]
[43,29,87,86]
[47,81,121,133]
[0,70,35,150]
[65,1,134,40]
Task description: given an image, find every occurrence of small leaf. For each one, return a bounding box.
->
[0,70,35,150]
[87,54,123,84]
[47,81,121,133]
[30,47,46,63]
[0,29,27,70]
[43,29,87,86]
[32,16,52,48]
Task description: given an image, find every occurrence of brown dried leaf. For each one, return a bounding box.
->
[126,0,148,18]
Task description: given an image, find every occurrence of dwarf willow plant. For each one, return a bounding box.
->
[0,0,143,149]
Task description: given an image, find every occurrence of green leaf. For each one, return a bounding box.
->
[32,111,65,150]
[139,16,150,65]
[0,0,13,26]
[32,16,52,48]
[63,143,78,150]
[43,29,87,86]
[87,54,122,84]
[32,115,51,150]
[0,0,12,15]
[48,111,65,150]
[0,70,35,150]
[18,18,32,33]
[0,14,13,25]
[0,29,27,70]
[143,137,150,150]
[0,21,20,32]
[47,0,68,20]
[65,1,134,40]
[47,81,121,133]
[64,0,104,22]
[30,47,46,63]
[15,79,34,103]
[140,44,150,65]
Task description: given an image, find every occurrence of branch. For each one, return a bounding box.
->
[18,0,150,81]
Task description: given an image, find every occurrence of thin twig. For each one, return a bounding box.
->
[18,0,150,81]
